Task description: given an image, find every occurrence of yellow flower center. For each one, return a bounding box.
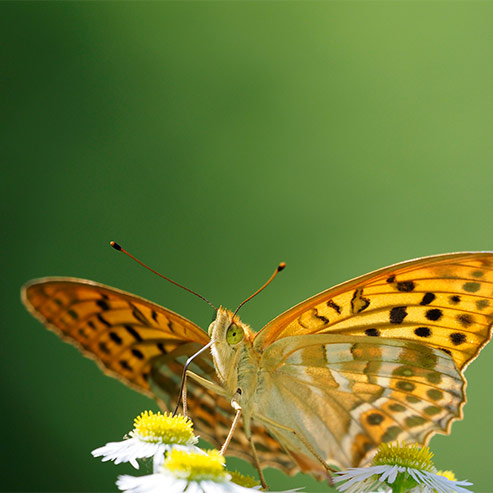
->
[437,470,457,481]
[164,449,229,482]
[373,442,434,472]
[132,411,195,444]
[228,470,260,488]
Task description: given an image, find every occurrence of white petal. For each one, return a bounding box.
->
[117,473,187,493]
[335,465,382,483]
[190,482,217,493]
[337,473,380,492]
[407,468,420,482]
[194,480,303,493]
[336,468,378,491]
[378,465,402,484]
[336,474,387,493]
[92,438,168,469]
[420,471,473,493]
[151,445,166,473]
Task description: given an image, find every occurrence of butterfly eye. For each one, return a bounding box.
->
[226,324,244,345]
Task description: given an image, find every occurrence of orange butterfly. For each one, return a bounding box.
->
[22,250,493,487]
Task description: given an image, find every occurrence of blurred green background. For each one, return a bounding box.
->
[2,1,493,491]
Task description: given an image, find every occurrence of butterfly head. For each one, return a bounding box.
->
[208,308,255,389]
[208,307,254,345]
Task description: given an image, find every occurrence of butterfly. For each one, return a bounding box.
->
[21,251,493,486]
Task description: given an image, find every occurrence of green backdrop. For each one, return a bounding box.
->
[2,2,493,492]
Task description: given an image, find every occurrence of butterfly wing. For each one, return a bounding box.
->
[250,252,493,475]
[255,252,493,371]
[21,278,294,474]
[22,277,212,396]
[255,334,465,474]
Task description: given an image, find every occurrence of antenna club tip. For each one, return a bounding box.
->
[278,262,287,271]
[110,241,122,251]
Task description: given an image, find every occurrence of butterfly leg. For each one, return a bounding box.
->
[173,341,213,417]
[220,398,242,455]
[219,395,268,489]
[256,413,336,484]
[181,374,188,416]
[246,429,268,490]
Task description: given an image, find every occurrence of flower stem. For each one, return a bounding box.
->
[390,472,418,493]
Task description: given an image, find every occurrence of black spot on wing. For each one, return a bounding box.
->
[98,341,110,354]
[97,314,111,327]
[414,327,431,338]
[365,328,380,337]
[109,332,123,345]
[450,332,466,345]
[327,300,342,314]
[120,360,132,371]
[390,306,407,324]
[351,288,370,314]
[449,295,461,305]
[456,314,473,327]
[396,281,415,292]
[131,305,150,325]
[386,275,396,283]
[125,325,143,342]
[420,293,436,306]
[97,299,110,311]
[425,309,442,321]
[314,311,329,324]
[131,348,145,360]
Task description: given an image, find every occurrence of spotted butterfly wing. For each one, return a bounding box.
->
[252,252,493,475]
[21,278,294,474]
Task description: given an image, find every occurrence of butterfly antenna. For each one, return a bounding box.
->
[110,241,217,311]
[233,262,286,317]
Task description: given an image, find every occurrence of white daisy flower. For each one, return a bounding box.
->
[92,411,200,471]
[334,442,473,493]
[117,449,302,493]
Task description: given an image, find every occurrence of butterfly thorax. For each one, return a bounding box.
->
[209,308,259,412]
